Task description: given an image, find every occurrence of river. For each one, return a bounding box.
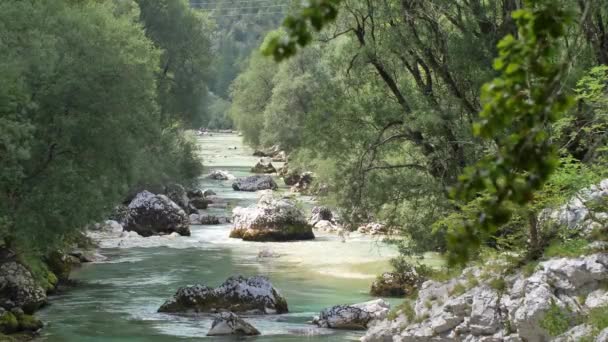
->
[37,133,419,341]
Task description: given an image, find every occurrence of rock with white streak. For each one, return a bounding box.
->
[158,275,288,314]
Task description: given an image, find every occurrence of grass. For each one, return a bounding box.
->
[489,278,506,292]
[387,300,416,322]
[449,282,467,296]
[588,306,608,332]
[540,300,572,337]
[543,238,590,258]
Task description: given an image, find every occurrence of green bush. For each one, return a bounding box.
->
[540,300,571,337]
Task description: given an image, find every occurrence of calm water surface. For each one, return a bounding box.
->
[37,134,434,341]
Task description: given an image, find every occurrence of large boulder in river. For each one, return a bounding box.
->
[0,260,47,314]
[232,175,278,192]
[158,275,288,314]
[313,299,390,330]
[251,158,276,174]
[370,271,421,297]
[230,194,314,241]
[207,312,260,336]
[124,191,190,237]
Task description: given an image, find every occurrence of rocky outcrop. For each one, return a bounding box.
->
[158,275,288,314]
[251,158,277,174]
[0,261,47,314]
[271,151,287,162]
[540,179,608,235]
[232,175,278,192]
[230,194,314,241]
[362,253,608,342]
[253,145,283,160]
[207,311,260,336]
[313,299,390,330]
[207,170,236,180]
[309,206,334,226]
[123,191,190,237]
[370,271,422,297]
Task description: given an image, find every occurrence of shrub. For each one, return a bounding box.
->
[540,300,571,337]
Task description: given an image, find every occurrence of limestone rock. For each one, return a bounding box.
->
[123,191,190,237]
[0,261,47,314]
[164,183,191,213]
[313,299,390,330]
[251,158,277,174]
[232,175,278,192]
[158,275,288,314]
[230,194,314,241]
[207,170,236,180]
[207,311,260,336]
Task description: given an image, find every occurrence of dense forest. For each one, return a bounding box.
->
[0,0,607,341]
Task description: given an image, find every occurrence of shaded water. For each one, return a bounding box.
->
[37,133,432,341]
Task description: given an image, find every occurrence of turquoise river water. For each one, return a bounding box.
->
[37,133,432,341]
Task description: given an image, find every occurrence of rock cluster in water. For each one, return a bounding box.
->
[251,157,277,174]
[230,193,314,241]
[158,275,288,314]
[313,299,391,330]
[207,170,236,180]
[232,175,278,192]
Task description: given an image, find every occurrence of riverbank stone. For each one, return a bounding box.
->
[158,275,288,314]
[251,158,277,174]
[313,299,390,330]
[232,175,278,192]
[123,191,190,237]
[207,312,260,336]
[230,194,314,241]
[0,261,47,315]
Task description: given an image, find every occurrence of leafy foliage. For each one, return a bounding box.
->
[449,1,575,264]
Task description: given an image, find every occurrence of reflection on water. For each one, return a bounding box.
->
[37,133,437,341]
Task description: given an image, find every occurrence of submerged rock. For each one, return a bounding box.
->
[123,191,190,237]
[313,299,390,330]
[232,175,278,192]
[158,275,288,314]
[0,261,47,314]
[207,311,260,336]
[207,170,236,180]
[251,158,277,174]
[230,194,314,241]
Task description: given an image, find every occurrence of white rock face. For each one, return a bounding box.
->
[539,178,608,235]
[313,299,390,330]
[362,254,608,342]
[207,311,260,336]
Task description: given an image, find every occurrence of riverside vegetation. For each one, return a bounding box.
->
[0,0,608,341]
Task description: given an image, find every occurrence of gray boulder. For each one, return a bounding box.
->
[0,261,47,314]
[207,170,236,180]
[232,175,278,192]
[251,158,277,174]
[230,193,314,241]
[313,299,390,330]
[164,184,191,213]
[158,275,288,314]
[123,191,190,237]
[207,311,260,336]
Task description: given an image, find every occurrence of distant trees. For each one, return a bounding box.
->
[232,0,608,259]
[0,0,208,254]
